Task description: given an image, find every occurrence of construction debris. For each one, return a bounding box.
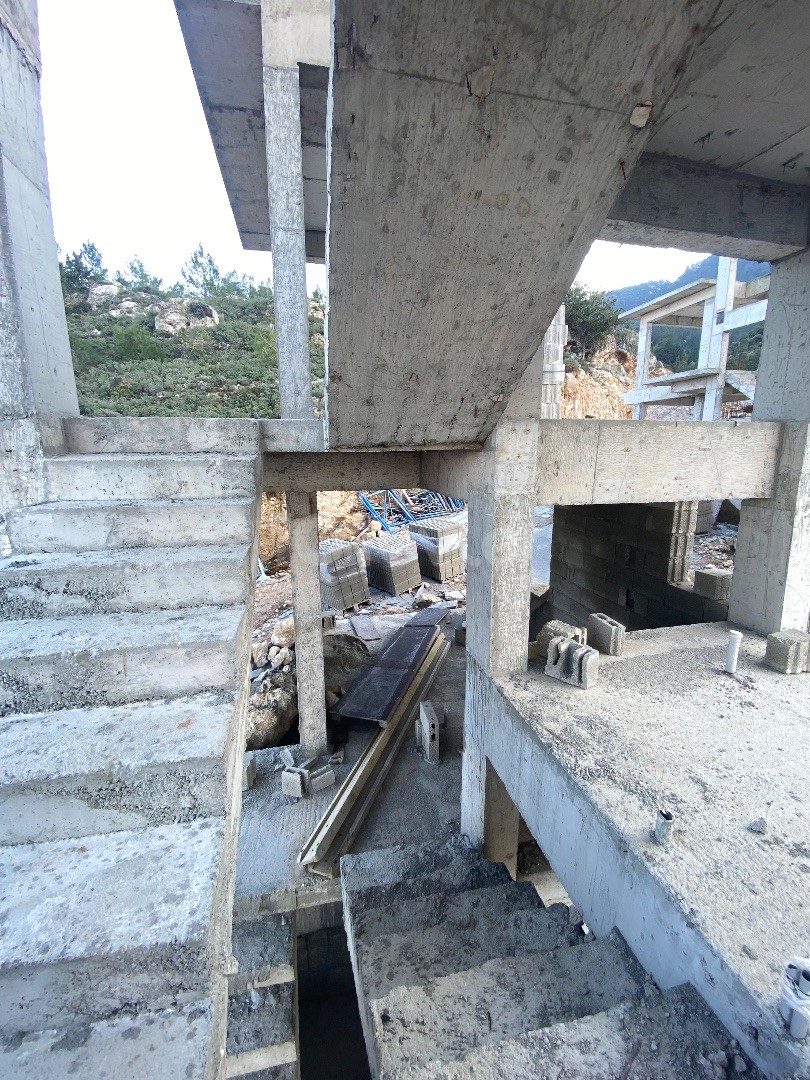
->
[363,531,421,595]
[536,619,587,659]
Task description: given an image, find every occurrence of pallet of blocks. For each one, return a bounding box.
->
[318,539,370,611]
[410,517,466,582]
[363,530,422,595]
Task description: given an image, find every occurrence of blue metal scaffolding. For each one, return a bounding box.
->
[358,489,465,532]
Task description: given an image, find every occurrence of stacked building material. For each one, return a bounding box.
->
[363,531,422,595]
[318,539,370,611]
[410,518,466,582]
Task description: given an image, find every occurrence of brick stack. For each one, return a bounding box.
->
[550,502,728,631]
[318,539,370,611]
[410,518,466,582]
[363,531,422,595]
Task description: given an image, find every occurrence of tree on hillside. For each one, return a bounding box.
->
[180,244,254,299]
[564,284,620,359]
[61,241,107,292]
[116,257,163,294]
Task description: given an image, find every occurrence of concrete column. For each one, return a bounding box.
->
[261,35,313,419]
[460,419,538,843]
[632,320,651,420]
[539,306,566,419]
[0,2,77,427]
[701,257,735,420]
[286,491,328,754]
[729,249,810,634]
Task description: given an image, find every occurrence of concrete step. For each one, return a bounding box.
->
[230,915,295,995]
[341,836,512,919]
[44,453,259,503]
[2,998,215,1079]
[371,933,646,1074]
[0,544,252,619]
[0,693,236,844]
[226,984,297,1078]
[0,818,224,1035]
[64,415,260,455]
[0,605,247,715]
[392,985,760,1080]
[350,876,544,943]
[5,497,257,554]
[357,894,589,1001]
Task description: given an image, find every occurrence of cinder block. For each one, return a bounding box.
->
[702,598,730,623]
[545,636,599,689]
[765,630,810,674]
[242,752,257,792]
[419,701,441,764]
[587,613,625,656]
[310,767,336,792]
[536,619,586,658]
[693,568,733,602]
[281,769,305,798]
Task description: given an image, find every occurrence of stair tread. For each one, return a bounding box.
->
[0,818,223,972]
[65,416,260,455]
[0,543,251,573]
[47,452,258,464]
[389,985,758,1080]
[11,496,255,513]
[43,454,258,503]
[0,693,233,788]
[372,932,646,1073]
[1,998,213,1080]
[359,897,586,1000]
[0,604,245,658]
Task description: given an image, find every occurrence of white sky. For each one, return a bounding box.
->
[38,0,707,296]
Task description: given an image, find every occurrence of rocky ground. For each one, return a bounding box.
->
[691,523,737,575]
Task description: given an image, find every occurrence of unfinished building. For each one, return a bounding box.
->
[0,0,808,1078]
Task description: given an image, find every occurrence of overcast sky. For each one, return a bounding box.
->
[38,0,707,295]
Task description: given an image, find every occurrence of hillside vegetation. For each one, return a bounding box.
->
[62,243,324,418]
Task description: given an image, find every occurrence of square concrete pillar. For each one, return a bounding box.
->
[730,249,810,634]
[287,491,327,755]
[460,417,538,845]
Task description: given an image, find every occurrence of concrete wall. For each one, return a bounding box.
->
[549,503,728,631]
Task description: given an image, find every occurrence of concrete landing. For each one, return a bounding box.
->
[492,622,809,1078]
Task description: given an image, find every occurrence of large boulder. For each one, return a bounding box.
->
[154,297,219,335]
[246,671,298,750]
[87,282,122,308]
[270,616,296,648]
[323,632,369,686]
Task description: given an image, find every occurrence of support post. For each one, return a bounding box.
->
[287,491,328,754]
[729,249,810,634]
[460,411,538,844]
[261,47,313,419]
[632,320,651,419]
[701,256,736,420]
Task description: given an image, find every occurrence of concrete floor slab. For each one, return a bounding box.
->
[493,622,810,1077]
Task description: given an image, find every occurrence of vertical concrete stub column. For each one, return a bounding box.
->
[632,319,651,420]
[701,256,736,421]
[461,417,538,844]
[730,249,810,634]
[0,0,78,430]
[287,491,328,755]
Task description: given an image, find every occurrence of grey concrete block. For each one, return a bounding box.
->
[765,630,810,674]
[226,983,295,1056]
[545,636,599,689]
[693,567,733,602]
[536,619,586,658]
[310,767,336,792]
[281,769,305,798]
[230,916,294,994]
[243,752,258,793]
[419,701,441,764]
[587,612,625,656]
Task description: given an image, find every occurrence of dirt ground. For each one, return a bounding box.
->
[259,491,369,568]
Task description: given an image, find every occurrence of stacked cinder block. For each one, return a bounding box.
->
[550,502,728,632]
[410,518,466,582]
[318,539,370,611]
[363,531,422,595]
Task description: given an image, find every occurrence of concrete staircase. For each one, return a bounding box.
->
[342,838,758,1080]
[0,419,262,1079]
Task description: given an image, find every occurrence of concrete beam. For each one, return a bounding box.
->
[262,450,421,493]
[602,154,810,261]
